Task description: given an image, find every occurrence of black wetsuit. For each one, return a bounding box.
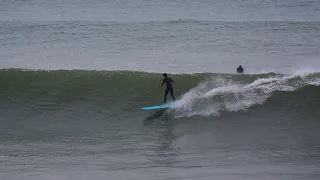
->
[237,66,244,73]
[161,77,175,103]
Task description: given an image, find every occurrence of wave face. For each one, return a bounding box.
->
[0,69,319,118]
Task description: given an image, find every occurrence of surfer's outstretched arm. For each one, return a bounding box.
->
[160,80,164,87]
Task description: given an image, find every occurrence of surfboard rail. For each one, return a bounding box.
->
[141,103,173,110]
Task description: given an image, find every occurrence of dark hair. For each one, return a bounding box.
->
[162,73,167,77]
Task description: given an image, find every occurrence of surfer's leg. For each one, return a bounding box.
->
[170,89,175,101]
[164,89,169,103]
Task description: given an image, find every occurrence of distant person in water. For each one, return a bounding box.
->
[160,73,175,104]
[237,65,244,74]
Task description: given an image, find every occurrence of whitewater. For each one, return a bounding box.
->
[173,69,320,117]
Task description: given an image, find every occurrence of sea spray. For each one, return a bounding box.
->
[172,71,320,117]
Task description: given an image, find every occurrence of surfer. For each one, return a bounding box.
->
[237,65,244,74]
[160,73,175,104]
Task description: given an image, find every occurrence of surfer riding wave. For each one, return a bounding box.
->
[160,73,175,104]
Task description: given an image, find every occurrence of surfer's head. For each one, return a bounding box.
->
[162,73,167,78]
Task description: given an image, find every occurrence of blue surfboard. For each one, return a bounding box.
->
[141,103,173,110]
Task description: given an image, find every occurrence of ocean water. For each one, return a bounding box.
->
[1,0,320,180]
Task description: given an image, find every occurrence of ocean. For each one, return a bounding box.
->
[1,0,320,180]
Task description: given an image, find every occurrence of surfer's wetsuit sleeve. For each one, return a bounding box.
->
[161,77,174,87]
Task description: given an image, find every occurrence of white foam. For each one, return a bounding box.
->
[172,70,320,117]
[309,79,320,86]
